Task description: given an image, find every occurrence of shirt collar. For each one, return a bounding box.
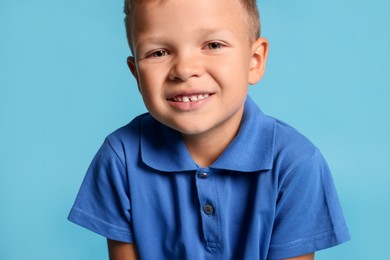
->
[140,96,275,173]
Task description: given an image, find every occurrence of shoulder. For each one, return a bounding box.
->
[244,97,317,162]
[235,97,323,173]
[105,113,151,147]
[272,117,318,163]
[266,117,329,182]
[98,113,152,164]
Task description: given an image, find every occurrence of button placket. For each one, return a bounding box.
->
[197,172,209,179]
[194,169,222,253]
[203,203,214,215]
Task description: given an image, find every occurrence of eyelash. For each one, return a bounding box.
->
[205,42,224,50]
[147,50,169,58]
[143,41,225,59]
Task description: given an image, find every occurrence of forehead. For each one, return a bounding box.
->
[131,0,244,12]
[130,0,247,40]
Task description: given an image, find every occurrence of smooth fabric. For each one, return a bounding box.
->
[68,96,350,259]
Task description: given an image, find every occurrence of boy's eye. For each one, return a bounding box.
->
[206,42,223,49]
[148,50,169,58]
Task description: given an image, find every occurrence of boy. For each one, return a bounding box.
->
[68,0,350,259]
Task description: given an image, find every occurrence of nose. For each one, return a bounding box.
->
[168,52,203,81]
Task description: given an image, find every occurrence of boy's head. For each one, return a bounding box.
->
[124,0,261,52]
[123,0,268,157]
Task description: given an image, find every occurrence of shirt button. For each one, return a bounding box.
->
[198,172,209,179]
[203,204,214,215]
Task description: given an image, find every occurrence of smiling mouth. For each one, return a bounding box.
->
[169,93,210,103]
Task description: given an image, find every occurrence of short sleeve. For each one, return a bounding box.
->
[267,149,350,259]
[68,138,134,243]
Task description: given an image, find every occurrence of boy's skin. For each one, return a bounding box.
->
[109,0,314,259]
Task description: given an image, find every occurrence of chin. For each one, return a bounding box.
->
[172,126,207,136]
[166,122,209,136]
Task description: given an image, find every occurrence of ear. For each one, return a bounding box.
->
[248,37,269,85]
[127,56,139,83]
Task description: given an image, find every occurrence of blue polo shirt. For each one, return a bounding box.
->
[68,96,350,259]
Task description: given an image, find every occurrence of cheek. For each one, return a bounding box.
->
[136,70,167,111]
[216,59,250,88]
[137,69,158,94]
[219,51,250,74]
[138,64,168,86]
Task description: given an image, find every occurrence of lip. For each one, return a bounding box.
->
[166,92,214,111]
[166,89,214,100]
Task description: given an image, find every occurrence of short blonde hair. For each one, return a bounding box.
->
[124,0,261,51]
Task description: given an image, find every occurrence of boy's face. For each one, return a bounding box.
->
[128,0,267,140]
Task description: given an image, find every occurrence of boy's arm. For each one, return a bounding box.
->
[107,239,139,260]
[285,253,314,260]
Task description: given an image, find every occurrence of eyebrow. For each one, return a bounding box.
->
[133,28,235,52]
[133,36,166,53]
[193,28,236,38]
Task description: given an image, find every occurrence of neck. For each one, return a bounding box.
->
[182,110,244,168]
[183,132,236,168]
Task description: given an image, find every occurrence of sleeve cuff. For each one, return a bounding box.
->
[267,226,351,259]
[68,207,135,243]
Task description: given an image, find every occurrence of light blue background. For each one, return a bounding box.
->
[1,0,389,259]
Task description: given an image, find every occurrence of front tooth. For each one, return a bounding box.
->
[190,95,198,101]
[182,96,190,102]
